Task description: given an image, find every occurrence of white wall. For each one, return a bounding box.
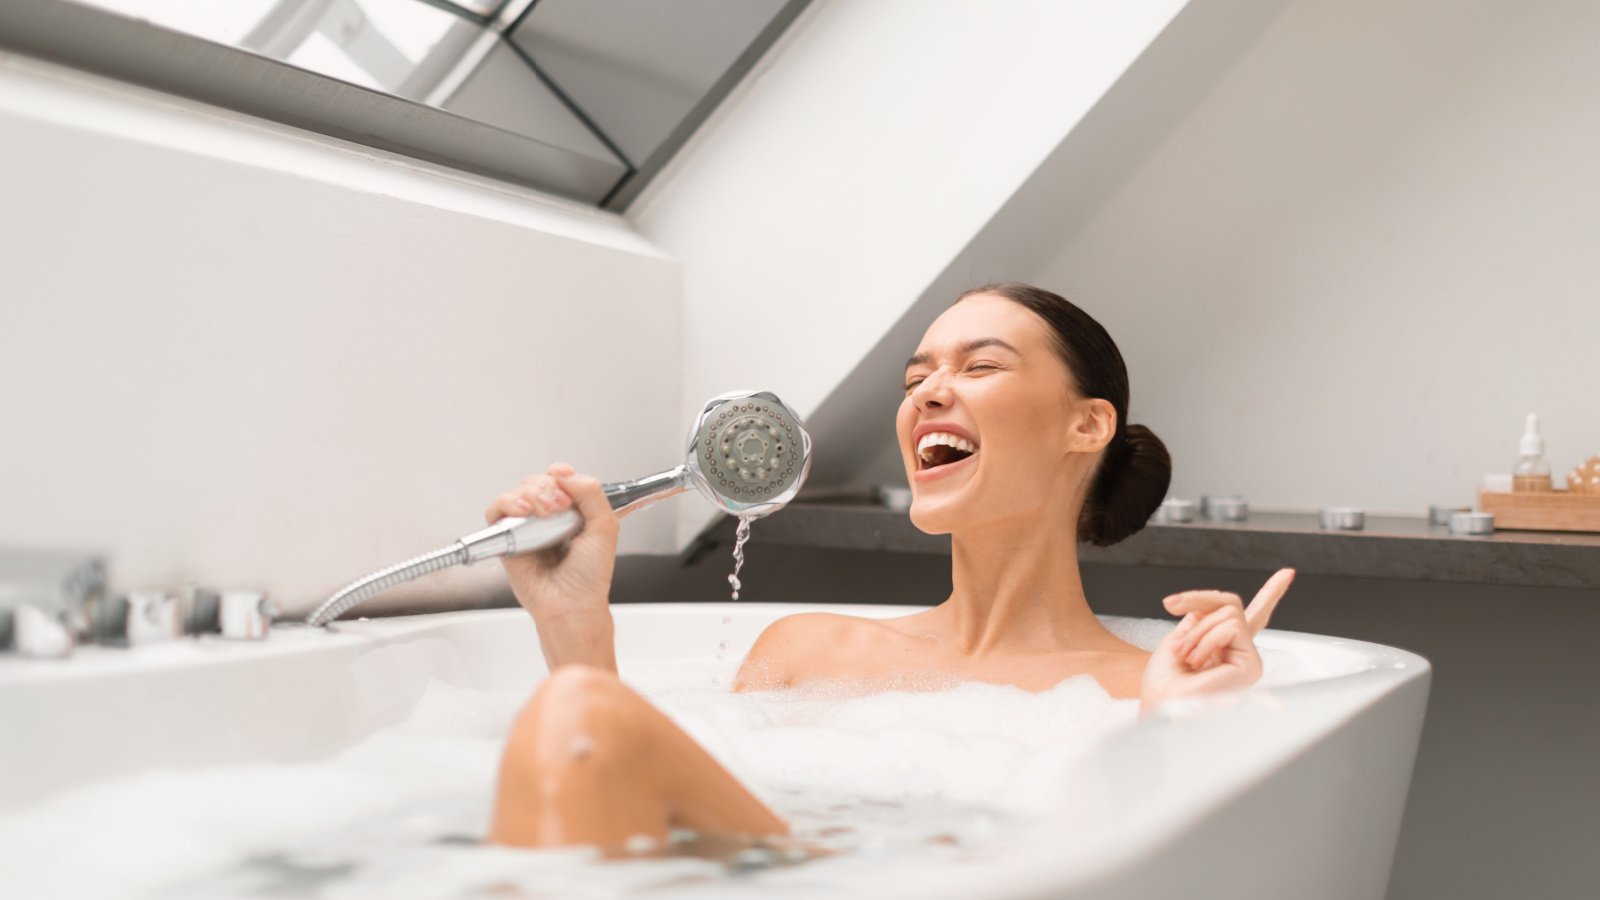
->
[629,0,1198,546]
[0,55,684,616]
[1019,0,1600,514]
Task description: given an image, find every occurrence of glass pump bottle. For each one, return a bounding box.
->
[1512,413,1553,492]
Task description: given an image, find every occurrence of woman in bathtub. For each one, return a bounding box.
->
[483,282,1295,851]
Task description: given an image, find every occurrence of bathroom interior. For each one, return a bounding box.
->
[1,0,1597,897]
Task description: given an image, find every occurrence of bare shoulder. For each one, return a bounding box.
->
[732,612,881,691]
[1095,647,1153,700]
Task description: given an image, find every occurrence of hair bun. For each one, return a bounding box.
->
[1080,423,1172,547]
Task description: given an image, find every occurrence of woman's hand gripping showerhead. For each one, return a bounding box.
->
[486,463,625,672]
[1138,568,1296,716]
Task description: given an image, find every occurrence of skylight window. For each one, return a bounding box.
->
[1,0,810,208]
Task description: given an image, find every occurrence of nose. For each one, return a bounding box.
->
[910,367,953,410]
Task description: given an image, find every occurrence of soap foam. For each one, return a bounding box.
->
[637,660,1136,819]
[0,623,1311,899]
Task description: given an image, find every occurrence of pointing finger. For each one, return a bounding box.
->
[1244,568,1296,635]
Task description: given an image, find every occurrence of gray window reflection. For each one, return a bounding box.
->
[6,0,809,207]
[442,0,507,17]
[241,1,468,94]
[511,0,789,168]
[67,1,283,46]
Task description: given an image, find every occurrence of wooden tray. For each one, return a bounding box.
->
[1478,489,1600,533]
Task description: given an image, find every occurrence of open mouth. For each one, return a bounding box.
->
[916,433,979,471]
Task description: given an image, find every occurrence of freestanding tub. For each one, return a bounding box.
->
[0,602,1430,899]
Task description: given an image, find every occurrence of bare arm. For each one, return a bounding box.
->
[485,463,624,673]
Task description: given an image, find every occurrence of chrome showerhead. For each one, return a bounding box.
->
[682,389,813,518]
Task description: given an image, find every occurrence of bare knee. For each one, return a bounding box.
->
[492,666,656,846]
[514,664,636,771]
[494,665,690,848]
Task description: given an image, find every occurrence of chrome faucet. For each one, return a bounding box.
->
[1,547,277,658]
[0,547,104,658]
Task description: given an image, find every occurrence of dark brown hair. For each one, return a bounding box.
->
[957,282,1171,546]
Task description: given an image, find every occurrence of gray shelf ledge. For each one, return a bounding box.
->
[698,502,1600,590]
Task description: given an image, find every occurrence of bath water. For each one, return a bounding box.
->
[0,667,1143,899]
[0,619,1312,899]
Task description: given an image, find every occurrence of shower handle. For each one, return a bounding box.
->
[458,466,690,563]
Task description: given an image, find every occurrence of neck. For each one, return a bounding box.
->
[937,509,1118,656]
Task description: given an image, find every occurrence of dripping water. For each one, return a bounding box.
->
[727,516,752,601]
[719,517,752,662]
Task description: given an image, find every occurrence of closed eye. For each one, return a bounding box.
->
[903,363,1000,392]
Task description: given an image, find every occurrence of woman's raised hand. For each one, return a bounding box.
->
[484,463,622,670]
[1138,568,1296,715]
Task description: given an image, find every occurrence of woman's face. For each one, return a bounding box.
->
[895,293,1112,535]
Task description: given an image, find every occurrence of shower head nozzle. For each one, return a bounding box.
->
[684,389,812,519]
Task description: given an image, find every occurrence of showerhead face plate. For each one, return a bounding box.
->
[686,391,812,517]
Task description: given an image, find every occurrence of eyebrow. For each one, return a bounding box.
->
[905,337,1021,371]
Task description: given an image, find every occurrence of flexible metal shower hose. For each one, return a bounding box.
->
[304,543,468,628]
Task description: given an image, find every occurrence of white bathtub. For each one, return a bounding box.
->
[0,602,1429,899]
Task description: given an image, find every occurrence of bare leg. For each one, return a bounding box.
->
[489,664,789,851]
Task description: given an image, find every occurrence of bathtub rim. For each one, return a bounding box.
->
[342,600,1430,688]
[0,599,1428,694]
[0,601,1432,899]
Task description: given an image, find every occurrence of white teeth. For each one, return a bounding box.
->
[916,431,978,462]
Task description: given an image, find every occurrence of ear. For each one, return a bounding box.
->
[1066,398,1117,454]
